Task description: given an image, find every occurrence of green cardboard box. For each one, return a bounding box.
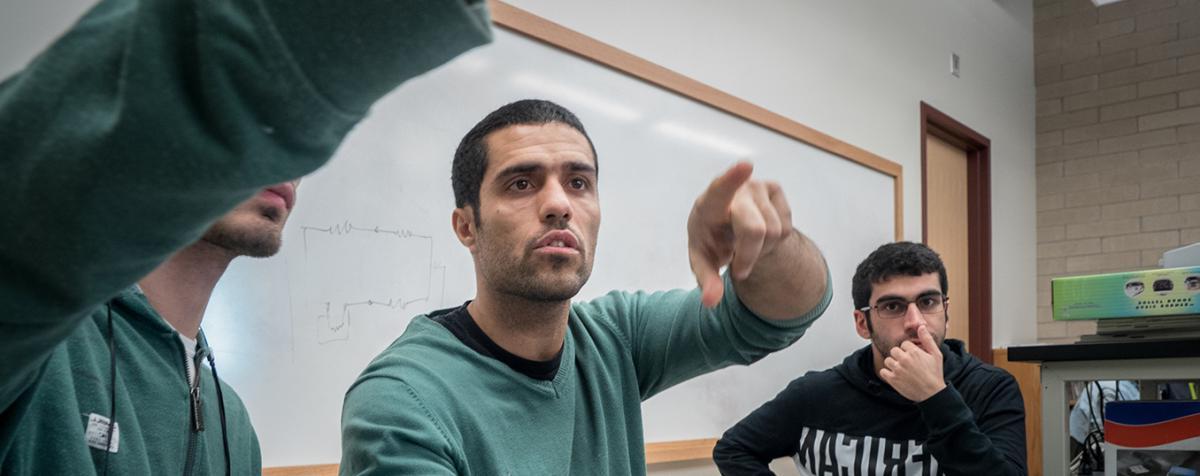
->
[1052,266,1200,320]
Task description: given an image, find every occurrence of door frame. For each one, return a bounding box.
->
[920,102,992,364]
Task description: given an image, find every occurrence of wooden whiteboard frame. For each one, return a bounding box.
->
[263,2,905,472]
[491,1,904,244]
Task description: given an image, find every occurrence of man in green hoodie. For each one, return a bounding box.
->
[0,0,492,474]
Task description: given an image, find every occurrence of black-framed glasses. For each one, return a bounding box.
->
[858,293,949,319]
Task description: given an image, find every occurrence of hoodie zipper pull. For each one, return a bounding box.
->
[190,385,204,432]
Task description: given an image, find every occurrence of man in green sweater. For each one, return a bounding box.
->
[0,0,492,474]
[340,99,833,474]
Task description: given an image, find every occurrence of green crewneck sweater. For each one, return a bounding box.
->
[0,0,492,474]
[341,275,832,475]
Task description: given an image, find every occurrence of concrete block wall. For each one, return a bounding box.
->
[1035,0,1200,342]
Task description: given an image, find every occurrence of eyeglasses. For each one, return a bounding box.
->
[859,294,949,319]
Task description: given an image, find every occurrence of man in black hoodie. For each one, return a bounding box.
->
[714,242,1026,476]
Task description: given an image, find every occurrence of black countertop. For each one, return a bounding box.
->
[1008,337,1200,362]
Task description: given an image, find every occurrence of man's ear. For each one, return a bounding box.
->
[854,310,871,339]
[452,207,478,253]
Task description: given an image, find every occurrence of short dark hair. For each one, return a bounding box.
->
[851,241,948,311]
[451,99,598,213]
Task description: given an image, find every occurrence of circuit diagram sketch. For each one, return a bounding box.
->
[297,221,448,344]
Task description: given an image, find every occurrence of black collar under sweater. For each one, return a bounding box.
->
[429,302,562,381]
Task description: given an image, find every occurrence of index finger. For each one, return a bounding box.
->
[917,326,940,356]
[695,162,754,218]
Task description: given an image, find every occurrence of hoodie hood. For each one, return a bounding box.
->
[834,338,979,405]
[112,285,214,354]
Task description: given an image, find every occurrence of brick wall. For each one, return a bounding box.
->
[1035,0,1200,342]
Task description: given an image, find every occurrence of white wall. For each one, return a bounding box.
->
[505,0,1038,348]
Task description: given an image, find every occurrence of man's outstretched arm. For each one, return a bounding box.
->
[0,0,492,410]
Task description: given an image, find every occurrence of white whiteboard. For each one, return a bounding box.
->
[202,27,896,467]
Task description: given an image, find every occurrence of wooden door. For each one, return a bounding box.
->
[925,134,971,349]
